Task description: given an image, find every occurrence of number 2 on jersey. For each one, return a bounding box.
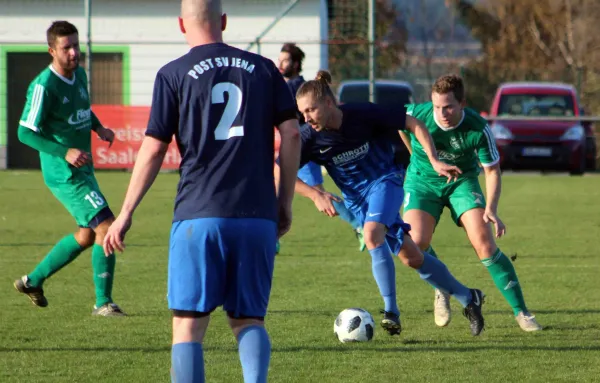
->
[211,82,244,140]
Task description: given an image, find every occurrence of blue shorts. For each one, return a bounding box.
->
[168,218,277,318]
[297,162,323,187]
[349,173,410,254]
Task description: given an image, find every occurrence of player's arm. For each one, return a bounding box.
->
[17,82,90,167]
[405,115,461,181]
[104,71,176,255]
[399,131,412,155]
[276,119,302,211]
[90,111,115,146]
[478,125,505,237]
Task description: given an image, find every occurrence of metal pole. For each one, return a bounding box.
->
[368,0,376,103]
[84,0,92,99]
[245,0,300,52]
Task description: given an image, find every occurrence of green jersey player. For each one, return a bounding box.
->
[13,21,126,317]
[400,74,541,332]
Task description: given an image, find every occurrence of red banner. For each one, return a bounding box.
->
[91,105,181,169]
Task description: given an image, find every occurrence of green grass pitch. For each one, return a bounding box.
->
[1,171,599,382]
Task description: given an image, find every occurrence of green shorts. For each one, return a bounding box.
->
[402,175,485,226]
[48,176,111,228]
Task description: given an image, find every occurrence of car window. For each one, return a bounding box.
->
[339,84,413,108]
[498,94,575,117]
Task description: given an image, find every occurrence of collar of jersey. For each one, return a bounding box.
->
[433,110,465,131]
[49,64,76,85]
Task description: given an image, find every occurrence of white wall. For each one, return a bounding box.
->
[0,0,327,105]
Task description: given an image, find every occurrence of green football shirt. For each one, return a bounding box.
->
[405,102,499,178]
[19,65,99,186]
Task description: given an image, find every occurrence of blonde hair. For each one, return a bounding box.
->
[296,70,336,102]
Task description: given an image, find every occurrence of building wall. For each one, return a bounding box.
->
[0,0,328,167]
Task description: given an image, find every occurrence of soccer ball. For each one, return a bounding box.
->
[334,308,375,343]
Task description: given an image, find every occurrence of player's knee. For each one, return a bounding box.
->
[363,223,385,249]
[74,229,95,248]
[92,218,114,245]
[398,237,425,269]
[227,315,265,339]
[172,311,210,344]
[473,240,497,259]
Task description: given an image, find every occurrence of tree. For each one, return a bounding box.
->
[450,0,600,114]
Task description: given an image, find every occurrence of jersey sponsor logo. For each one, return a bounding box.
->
[68,108,92,127]
[332,143,370,165]
[437,150,462,161]
[320,147,332,153]
[367,212,382,217]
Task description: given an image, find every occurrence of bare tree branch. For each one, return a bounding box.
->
[528,17,553,57]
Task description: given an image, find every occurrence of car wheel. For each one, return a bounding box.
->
[570,152,586,176]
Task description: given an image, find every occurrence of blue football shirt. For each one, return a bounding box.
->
[299,102,407,204]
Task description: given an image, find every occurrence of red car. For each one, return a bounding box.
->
[486,82,597,175]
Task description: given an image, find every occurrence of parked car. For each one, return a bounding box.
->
[486,82,597,175]
[336,79,414,107]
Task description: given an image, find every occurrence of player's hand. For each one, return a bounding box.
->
[65,148,91,168]
[483,209,506,238]
[312,191,340,217]
[96,127,115,148]
[431,159,462,183]
[103,214,132,256]
[277,205,292,238]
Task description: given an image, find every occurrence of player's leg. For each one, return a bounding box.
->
[361,178,406,335]
[90,211,127,316]
[396,234,486,336]
[13,188,93,307]
[450,180,541,331]
[168,218,227,383]
[223,218,277,383]
[64,178,125,315]
[402,179,451,327]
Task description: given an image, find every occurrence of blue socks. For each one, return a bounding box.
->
[369,244,400,315]
[171,342,205,383]
[238,325,271,383]
[332,199,361,230]
[417,252,473,307]
[170,326,271,383]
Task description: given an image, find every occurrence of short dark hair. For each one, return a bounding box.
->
[280,42,305,73]
[432,74,465,102]
[47,21,78,47]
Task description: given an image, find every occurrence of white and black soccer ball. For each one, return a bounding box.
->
[334,308,375,343]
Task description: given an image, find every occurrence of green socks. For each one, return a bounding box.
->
[92,244,115,308]
[482,249,527,316]
[28,234,84,287]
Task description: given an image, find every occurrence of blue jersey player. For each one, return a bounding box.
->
[290,70,486,337]
[277,42,363,251]
[103,1,301,382]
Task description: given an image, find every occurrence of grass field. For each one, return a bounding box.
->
[1,171,599,383]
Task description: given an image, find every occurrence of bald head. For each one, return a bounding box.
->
[181,0,222,22]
